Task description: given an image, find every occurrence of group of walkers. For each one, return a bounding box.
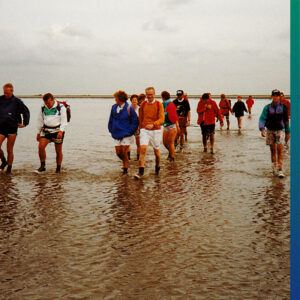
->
[0,83,68,175]
[108,86,290,179]
[0,83,290,179]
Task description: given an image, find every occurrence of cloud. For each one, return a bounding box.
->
[142,19,178,33]
[161,0,195,9]
[44,23,92,40]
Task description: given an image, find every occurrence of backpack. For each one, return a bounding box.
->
[42,101,71,122]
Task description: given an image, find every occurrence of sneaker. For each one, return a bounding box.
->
[35,166,46,174]
[134,167,144,179]
[155,165,160,175]
[272,167,277,175]
[277,170,285,178]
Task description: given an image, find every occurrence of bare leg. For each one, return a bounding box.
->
[38,138,50,164]
[55,143,63,172]
[139,145,147,168]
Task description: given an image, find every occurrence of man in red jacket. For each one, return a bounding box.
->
[197,93,223,154]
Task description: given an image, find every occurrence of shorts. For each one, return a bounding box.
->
[266,130,284,145]
[40,130,65,144]
[114,135,134,146]
[178,117,188,128]
[0,127,18,137]
[200,123,215,136]
[163,124,176,131]
[140,128,162,149]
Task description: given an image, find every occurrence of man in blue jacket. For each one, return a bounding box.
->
[0,83,30,174]
[108,90,138,174]
[259,89,290,178]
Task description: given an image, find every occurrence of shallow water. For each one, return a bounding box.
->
[0,98,289,299]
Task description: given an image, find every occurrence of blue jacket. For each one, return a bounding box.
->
[0,95,30,128]
[259,102,290,133]
[108,102,138,140]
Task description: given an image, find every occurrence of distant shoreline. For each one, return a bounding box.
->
[16,94,290,99]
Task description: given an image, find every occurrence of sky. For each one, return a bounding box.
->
[0,0,290,95]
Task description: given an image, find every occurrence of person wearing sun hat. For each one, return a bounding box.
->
[259,89,290,178]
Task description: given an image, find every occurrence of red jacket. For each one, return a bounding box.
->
[280,98,290,118]
[246,98,254,108]
[219,98,232,115]
[197,99,223,125]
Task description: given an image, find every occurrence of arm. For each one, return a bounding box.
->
[258,105,268,133]
[129,106,139,134]
[36,107,44,141]
[153,102,165,127]
[167,103,179,124]
[19,100,30,127]
[214,102,223,125]
[59,105,68,132]
[283,105,290,133]
[108,107,113,133]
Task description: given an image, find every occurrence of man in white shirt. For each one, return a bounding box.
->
[36,93,68,173]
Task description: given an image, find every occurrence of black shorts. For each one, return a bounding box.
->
[200,123,215,135]
[41,131,65,144]
[0,126,18,137]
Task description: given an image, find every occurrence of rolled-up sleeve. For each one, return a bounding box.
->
[59,105,68,132]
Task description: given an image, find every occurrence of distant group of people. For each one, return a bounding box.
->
[108,86,290,179]
[0,83,290,179]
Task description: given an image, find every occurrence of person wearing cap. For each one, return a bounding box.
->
[197,93,223,153]
[108,90,138,175]
[161,91,179,161]
[36,93,68,174]
[246,95,255,116]
[0,83,30,174]
[129,94,140,160]
[219,94,232,130]
[173,89,191,150]
[134,87,164,179]
[259,89,290,178]
[232,96,248,131]
[279,92,290,147]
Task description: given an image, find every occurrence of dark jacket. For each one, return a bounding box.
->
[259,102,290,133]
[0,95,30,128]
[108,102,139,140]
[232,101,247,117]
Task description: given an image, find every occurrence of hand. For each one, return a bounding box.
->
[57,131,63,139]
[18,123,25,128]
[36,134,41,142]
[145,124,154,130]
[220,122,224,127]
[206,104,212,110]
[261,130,266,137]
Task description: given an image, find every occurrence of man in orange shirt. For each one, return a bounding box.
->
[134,87,164,179]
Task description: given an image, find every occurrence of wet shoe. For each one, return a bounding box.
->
[277,170,285,178]
[35,166,46,174]
[210,148,214,154]
[155,165,160,175]
[0,159,8,171]
[134,167,144,179]
[122,168,128,175]
[203,148,207,152]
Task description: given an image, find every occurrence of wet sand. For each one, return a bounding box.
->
[0,98,289,299]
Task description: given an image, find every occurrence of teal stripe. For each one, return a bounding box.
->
[291,0,300,299]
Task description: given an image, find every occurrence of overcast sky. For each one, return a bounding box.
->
[0,0,289,95]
